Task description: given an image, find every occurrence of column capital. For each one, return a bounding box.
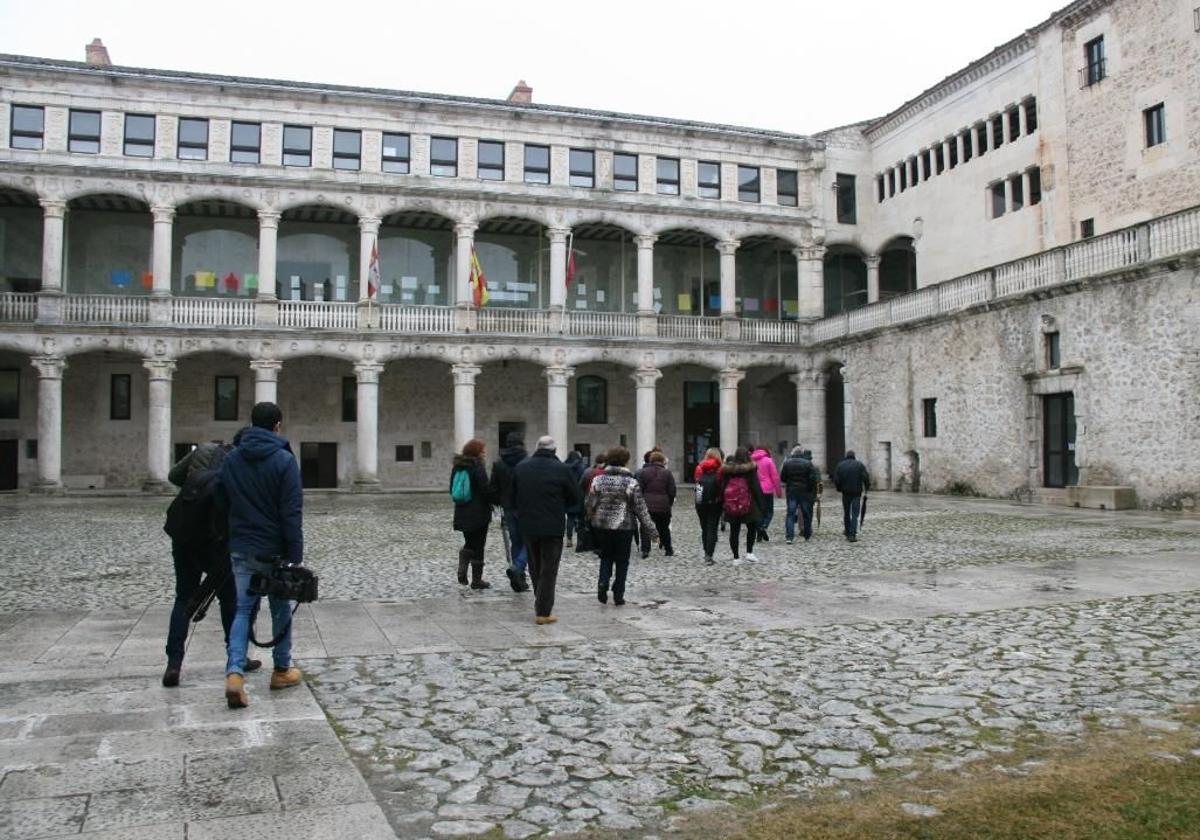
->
[358,215,381,234]
[716,239,741,257]
[353,361,384,383]
[865,254,881,268]
[151,205,175,224]
[547,226,570,243]
[789,368,825,389]
[39,199,67,219]
[544,364,576,387]
[634,234,657,249]
[142,358,177,380]
[250,359,282,379]
[717,368,745,389]
[258,210,281,229]
[793,245,826,261]
[631,366,662,388]
[451,362,481,385]
[454,221,477,239]
[30,355,67,379]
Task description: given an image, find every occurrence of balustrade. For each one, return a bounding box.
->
[278,300,358,330]
[0,293,37,322]
[63,295,149,324]
[172,297,256,327]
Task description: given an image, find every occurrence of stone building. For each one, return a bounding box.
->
[0,0,1197,508]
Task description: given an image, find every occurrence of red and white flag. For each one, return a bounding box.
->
[565,232,577,287]
[367,237,381,299]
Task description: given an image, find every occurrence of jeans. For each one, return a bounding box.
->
[785,494,815,541]
[697,506,722,558]
[758,497,776,535]
[166,540,235,663]
[226,553,295,676]
[595,528,635,598]
[525,536,564,617]
[728,519,757,558]
[504,511,527,574]
[842,493,862,537]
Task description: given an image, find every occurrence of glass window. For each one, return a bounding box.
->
[922,398,937,438]
[342,377,357,422]
[1024,98,1038,134]
[991,182,1006,218]
[976,123,988,156]
[1007,106,1021,142]
[948,138,958,168]
[887,170,896,196]
[1144,103,1166,148]
[737,165,760,203]
[1046,332,1061,369]
[283,125,312,167]
[1009,174,1024,211]
[478,140,504,180]
[110,374,131,420]
[961,130,973,162]
[177,117,209,161]
[229,121,260,164]
[991,115,1004,148]
[431,136,458,177]
[777,169,798,206]
[395,445,414,462]
[214,376,239,421]
[900,165,908,191]
[1081,218,1095,239]
[921,148,932,179]
[1085,36,1106,85]
[697,161,721,199]
[10,105,44,150]
[333,128,361,170]
[382,132,410,174]
[524,144,549,184]
[69,109,101,154]
[569,148,594,188]
[1028,167,1042,205]
[934,146,945,174]
[822,252,868,316]
[908,157,919,185]
[656,157,679,195]
[875,174,885,203]
[835,173,856,224]
[613,152,638,191]
[576,376,607,424]
[0,369,18,419]
[124,114,155,157]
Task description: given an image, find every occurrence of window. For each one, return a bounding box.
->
[177,117,209,160]
[887,169,896,196]
[613,152,638,191]
[569,148,595,188]
[991,182,1006,218]
[991,115,1004,149]
[1024,98,1038,134]
[908,157,919,184]
[124,114,155,157]
[430,137,458,177]
[961,131,973,162]
[921,149,932,180]
[382,132,410,173]
[395,445,415,462]
[947,138,958,169]
[697,161,721,198]
[1144,103,1166,148]
[875,174,885,203]
[835,173,856,224]
[1080,218,1095,239]
[68,109,101,154]
[1084,36,1106,86]
[283,125,312,167]
[922,398,937,438]
[1046,332,1061,370]
[777,169,798,206]
[342,377,357,422]
[1028,167,1042,205]
[1007,106,1021,142]
[576,375,607,424]
[421,441,432,459]
[10,105,44,150]
[0,369,18,419]
[110,374,131,420]
[478,140,504,180]
[934,146,945,174]
[899,165,908,191]
[1009,174,1024,211]
[523,144,549,184]
[656,157,680,195]
[975,124,988,157]
[737,165,760,203]
[229,121,260,164]
[333,129,361,170]
[214,376,239,421]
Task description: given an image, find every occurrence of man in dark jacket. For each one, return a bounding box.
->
[832,449,870,542]
[489,432,530,592]
[216,401,304,709]
[511,435,581,625]
[636,450,676,557]
[779,445,821,544]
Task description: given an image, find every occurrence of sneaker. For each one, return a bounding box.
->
[269,666,303,690]
[785,538,794,545]
[746,552,758,563]
[731,557,742,567]
[704,555,715,566]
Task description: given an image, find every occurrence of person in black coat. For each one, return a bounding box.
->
[451,438,497,588]
[511,435,582,624]
[636,451,677,557]
[779,445,821,544]
[489,432,530,592]
[832,449,871,542]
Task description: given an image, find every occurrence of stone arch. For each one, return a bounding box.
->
[174,199,261,299]
[277,204,362,303]
[275,194,364,218]
[566,221,638,314]
[61,181,153,206]
[878,235,917,298]
[475,215,551,310]
[64,194,154,295]
[823,244,868,317]
[731,225,803,250]
[654,227,721,317]
[736,234,799,320]
[376,209,457,307]
[0,186,44,294]
[171,189,266,213]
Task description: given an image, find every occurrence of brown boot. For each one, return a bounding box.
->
[225,673,248,709]
[457,549,471,585]
[270,666,303,690]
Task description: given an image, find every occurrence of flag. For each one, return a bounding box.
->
[223,272,239,291]
[565,232,577,287]
[367,237,381,299]
[469,246,488,307]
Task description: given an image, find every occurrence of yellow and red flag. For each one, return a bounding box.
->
[469,246,489,307]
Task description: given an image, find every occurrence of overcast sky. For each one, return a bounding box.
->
[0,0,1065,135]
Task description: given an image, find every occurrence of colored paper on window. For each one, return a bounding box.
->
[110,270,132,288]
[194,271,216,289]
[743,297,760,312]
[677,293,692,310]
[223,272,239,291]
[140,271,154,290]
[764,298,779,312]
[783,299,799,315]
[708,295,720,310]
[244,273,258,290]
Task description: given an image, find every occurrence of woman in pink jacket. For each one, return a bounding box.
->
[750,445,784,542]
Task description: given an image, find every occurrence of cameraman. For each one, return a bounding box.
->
[216,402,304,709]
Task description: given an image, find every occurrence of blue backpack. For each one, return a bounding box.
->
[450,468,473,503]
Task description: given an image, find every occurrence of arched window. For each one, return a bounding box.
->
[822,250,868,316]
[879,237,917,299]
[576,375,607,424]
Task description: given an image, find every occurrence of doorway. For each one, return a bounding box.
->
[1043,392,1078,487]
[498,421,526,454]
[300,442,338,488]
[824,366,845,475]
[0,439,17,490]
[683,381,719,477]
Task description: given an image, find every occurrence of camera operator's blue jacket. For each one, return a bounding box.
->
[217,426,304,565]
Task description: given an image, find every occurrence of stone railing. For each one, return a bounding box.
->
[173,297,257,327]
[740,318,802,344]
[563,310,639,338]
[0,292,36,322]
[475,308,550,334]
[278,300,358,330]
[63,294,150,324]
[658,314,723,341]
[379,304,454,334]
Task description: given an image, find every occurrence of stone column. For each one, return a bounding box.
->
[548,227,569,311]
[454,222,476,308]
[717,239,739,317]
[256,211,280,300]
[717,368,745,455]
[358,216,380,302]
[151,205,174,297]
[30,355,66,493]
[790,368,827,478]
[635,234,656,314]
[632,366,662,461]
[39,200,66,294]
[794,246,825,320]
[544,365,575,454]
[866,255,881,304]
[451,363,480,450]
[353,361,383,491]
[143,358,177,492]
[250,359,282,404]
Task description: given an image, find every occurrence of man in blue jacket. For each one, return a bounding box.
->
[217,401,304,709]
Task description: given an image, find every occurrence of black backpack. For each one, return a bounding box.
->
[694,470,722,507]
[164,449,229,544]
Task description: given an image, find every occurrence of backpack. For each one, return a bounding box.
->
[722,475,752,518]
[163,449,229,544]
[695,470,721,507]
[450,467,473,503]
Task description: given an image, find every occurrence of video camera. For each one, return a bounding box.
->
[249,556,319,603]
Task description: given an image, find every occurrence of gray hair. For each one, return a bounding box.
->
[535,435,556,451]
[791,445,804,456]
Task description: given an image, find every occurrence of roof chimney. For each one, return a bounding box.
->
[507,80,533,105]
[85,38,111,67]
